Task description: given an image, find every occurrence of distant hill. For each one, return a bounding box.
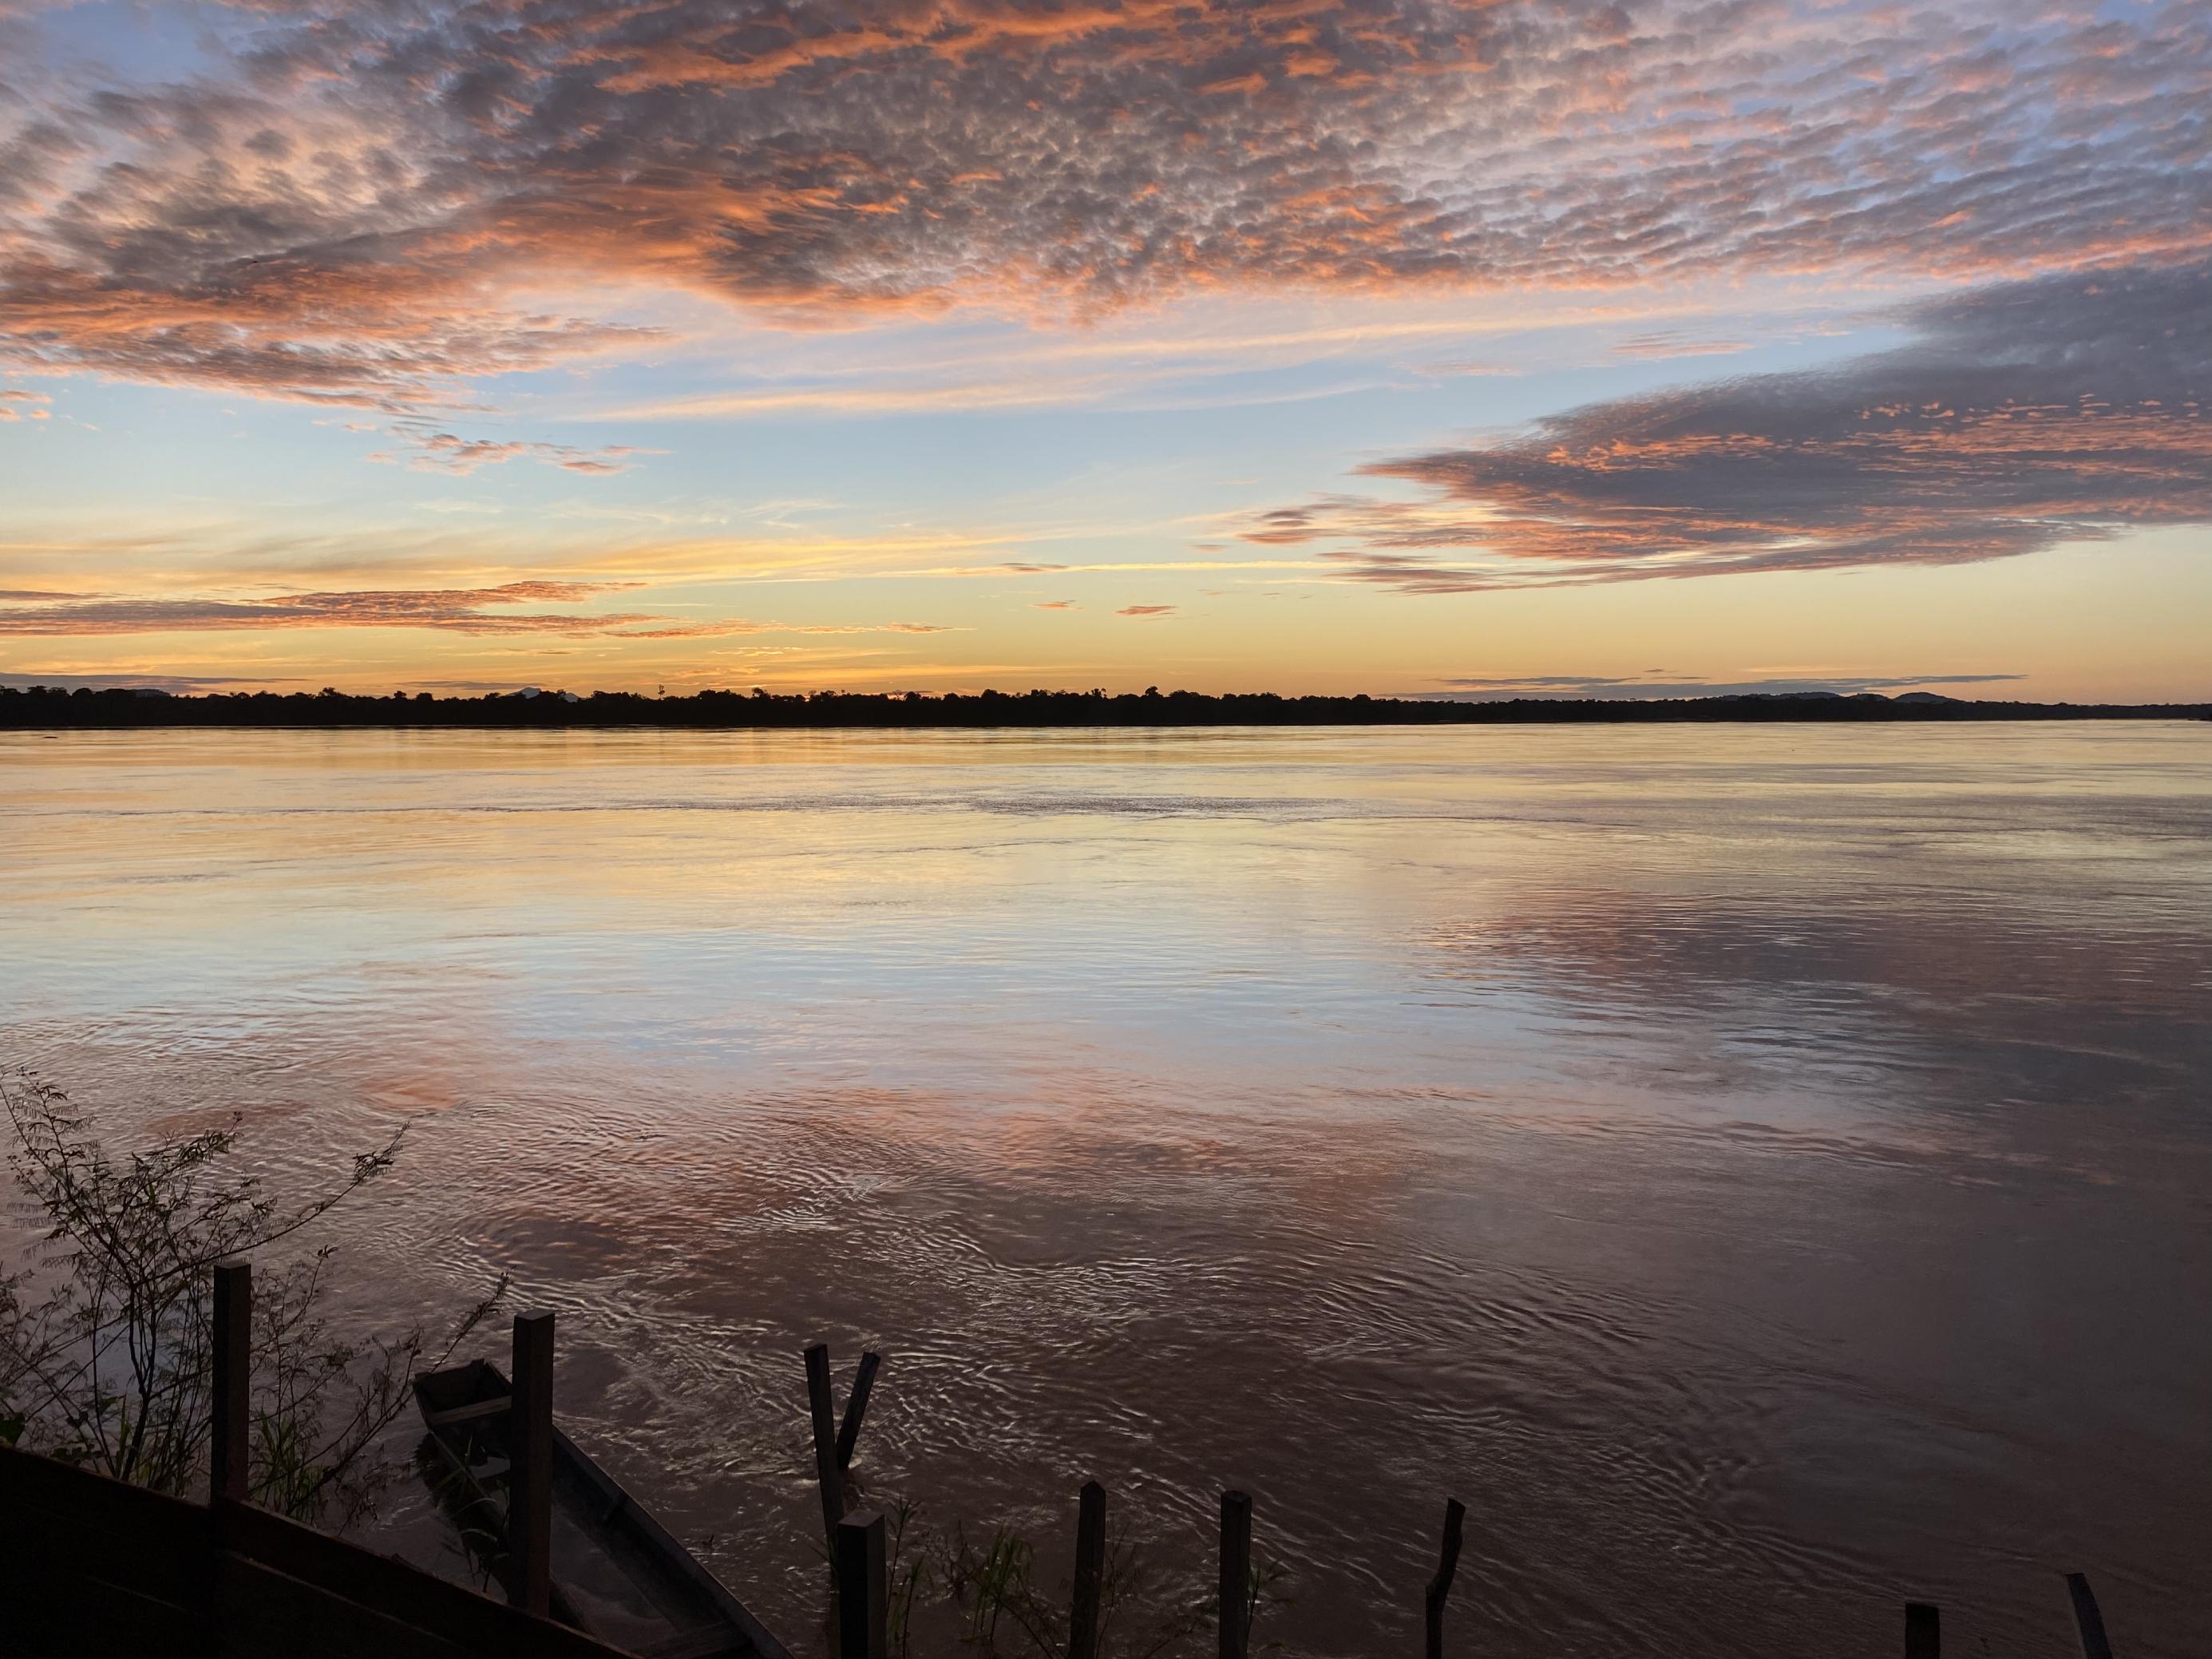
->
[3,684,2206,730]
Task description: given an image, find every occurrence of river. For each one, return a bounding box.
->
[2,723,2206,1656]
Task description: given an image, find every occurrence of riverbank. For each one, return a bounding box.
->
[4,683,2206,731]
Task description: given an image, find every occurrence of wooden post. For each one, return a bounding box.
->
[834,1351,882,1483]
[1425,1496,1466,1659]
[1068,1480,1106,1659]
[805,1343,845,1555]
[1905,1602,1940,1659]
[2065,1574,2115,1659]
[210,1261,251,1506]
[1218,1490,1252,1659]
[836,1509,887,1659]
[508,1312,555,1618]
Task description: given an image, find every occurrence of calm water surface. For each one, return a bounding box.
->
[2,725,2207,1657]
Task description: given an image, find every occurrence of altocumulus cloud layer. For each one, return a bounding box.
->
[2,0,2209,410]
[1247,262,2212,585]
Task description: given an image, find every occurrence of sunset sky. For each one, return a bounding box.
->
[2,0,2206,699]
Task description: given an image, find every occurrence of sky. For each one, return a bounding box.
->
[1,0,2206,699]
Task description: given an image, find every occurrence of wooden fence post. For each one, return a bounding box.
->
[210,1261,251,1507]
[2065,1574,2115,1659]
[1069,1480,1106,1659]
[508,1312,556,1618]
[837,1509,887,1659]
[834,1352,881,1487]
[1426,1496,1466,1659]
[1218,1490,1252,1659]
[805,1344,845,1556]
[1905,1602,1940,1658]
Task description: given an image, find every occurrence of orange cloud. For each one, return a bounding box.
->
[2,1,2206,410]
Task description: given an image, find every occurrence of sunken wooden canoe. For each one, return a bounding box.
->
[414,1359,792,1659]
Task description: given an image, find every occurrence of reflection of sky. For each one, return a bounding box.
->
[3,724,2209,1655]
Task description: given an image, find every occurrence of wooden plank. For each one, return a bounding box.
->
[0,1444,633,1659]
[1218,1490,1252,1659]
[0,1443,205,1606]
[834,1352,881,1475]
[2065,1573,2115,1659]
[509,1311,556,1617]
[220,1553,473,1659]
[1905,1601,1940,1659]
[422,1396,511,1429]
[212,1259,252,1505]
[1068,1480,1106,1659]
[218,1499,631,1659]
[836,1509,887,1659]
[4,1568,191,1658]
[1425,1496,1466,1659]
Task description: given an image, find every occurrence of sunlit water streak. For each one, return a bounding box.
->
[2,725,2207,1657]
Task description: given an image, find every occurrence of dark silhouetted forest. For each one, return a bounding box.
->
[4,683,2206,730]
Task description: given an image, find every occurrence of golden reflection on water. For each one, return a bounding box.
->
[3,724,2210,1657]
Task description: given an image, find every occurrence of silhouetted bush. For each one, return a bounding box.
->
[0,1071,504,1530]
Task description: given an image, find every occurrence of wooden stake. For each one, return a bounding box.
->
[2065,1574,2115,1659]
[1905,1602,1940,1659]
[210,1261,251,1507]
[805,1343,845,1555]
[1425,1496,1466,1659]
[837,1509,887,1659]
[1218,1490,1252,1659]
[834,1352,881,1479]
[1068,1481,1106,1659]
[508,1312,556,1618]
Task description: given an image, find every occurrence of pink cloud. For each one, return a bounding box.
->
[0,2,2203,409]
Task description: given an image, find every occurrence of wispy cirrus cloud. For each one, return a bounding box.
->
[0,671,303,691]
[0,580,654,636]
[1,2,2206,410]
[1610,334,1753,362]
[1117,604,1174,618]
[369,426,659,477]
[0,580,952,638]
[1246,261,2212,588]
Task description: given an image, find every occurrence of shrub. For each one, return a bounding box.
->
[0,1069,501,1529]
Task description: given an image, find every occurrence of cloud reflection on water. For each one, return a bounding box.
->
[2,726,2208,1656]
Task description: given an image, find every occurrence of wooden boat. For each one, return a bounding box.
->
[414,1360,791,1659]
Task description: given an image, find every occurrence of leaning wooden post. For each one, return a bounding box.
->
[836,1509,887,1659]
[1068,1480,1106,1659]
[2065,1574,2115,1659]
[805,1344,845,1556]
[833,1350,882,1504]
[1218,1490,1252,1659]
[1426,1496,1466,1659]
[1905,1602,1940,1658]
[508,1312,556,1617]
[210,1261,251,1507]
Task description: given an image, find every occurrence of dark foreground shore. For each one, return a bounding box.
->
[5,683,2207,731]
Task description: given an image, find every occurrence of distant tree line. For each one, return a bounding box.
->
[2,683,2206,730]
